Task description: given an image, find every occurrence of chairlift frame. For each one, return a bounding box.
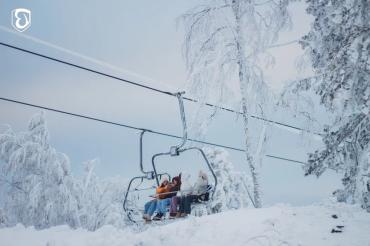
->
[151,92,217,199]
[151,146,217,200]
[123,92,218,223]
[122,130,171,223]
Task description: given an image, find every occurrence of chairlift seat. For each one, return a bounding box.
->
[194,185,213,203]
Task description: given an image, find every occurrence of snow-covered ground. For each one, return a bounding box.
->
[1,200,369,246]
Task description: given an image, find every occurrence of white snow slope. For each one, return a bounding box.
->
[1,201,369,246]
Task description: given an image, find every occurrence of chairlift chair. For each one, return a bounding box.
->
[122,130,171,223]
[151,92,218,213]
[123,92,218,223]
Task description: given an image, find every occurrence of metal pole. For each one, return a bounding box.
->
[139,130,153,175]
[172,92,188,151]
[151,152,171,186]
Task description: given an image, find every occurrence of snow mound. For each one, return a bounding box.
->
[1,201,369,246]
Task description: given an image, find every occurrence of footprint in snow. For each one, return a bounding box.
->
[331,225,345,233]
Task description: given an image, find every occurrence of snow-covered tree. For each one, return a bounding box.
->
[279,76,329,137]
[181,0,292,207]
[0,113,134,229]
[0,112,80,229]
[77,159,128,231]
[205,147,252,212]
[0,113,134,230]
[300,0,370,210]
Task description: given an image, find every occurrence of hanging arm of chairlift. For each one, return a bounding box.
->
[170,91,188,156]
[139,129,171,179]
[152,92,188,185]
[139,129,155,178]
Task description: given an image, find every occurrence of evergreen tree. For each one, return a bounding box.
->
[301,0,370,209]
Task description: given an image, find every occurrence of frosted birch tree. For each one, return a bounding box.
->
[181,0,291,207]
[300,0,370,210]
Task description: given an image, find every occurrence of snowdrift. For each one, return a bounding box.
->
[1,201,369,246]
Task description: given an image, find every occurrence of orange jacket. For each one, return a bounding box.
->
[156,186,169,199]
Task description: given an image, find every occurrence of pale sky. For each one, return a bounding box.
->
[0,0,341,206]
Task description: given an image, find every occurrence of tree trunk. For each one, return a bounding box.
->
[232,0,262,208]
[241,94,262,208]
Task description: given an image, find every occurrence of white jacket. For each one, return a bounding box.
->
[178,172,193,196]
[193,171,209,195]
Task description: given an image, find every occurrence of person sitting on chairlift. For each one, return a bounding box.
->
[178,170,209,218]
[143,176,169,222]
[152,175,181,220]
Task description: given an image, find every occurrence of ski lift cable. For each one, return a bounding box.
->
[0,96,307,166]
[0,41,323,137]
[268,40,298,49]
[265,154,306,165]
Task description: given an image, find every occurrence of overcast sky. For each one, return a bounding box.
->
[0,0,341,206]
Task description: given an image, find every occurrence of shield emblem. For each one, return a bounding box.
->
[11,8,31,32]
